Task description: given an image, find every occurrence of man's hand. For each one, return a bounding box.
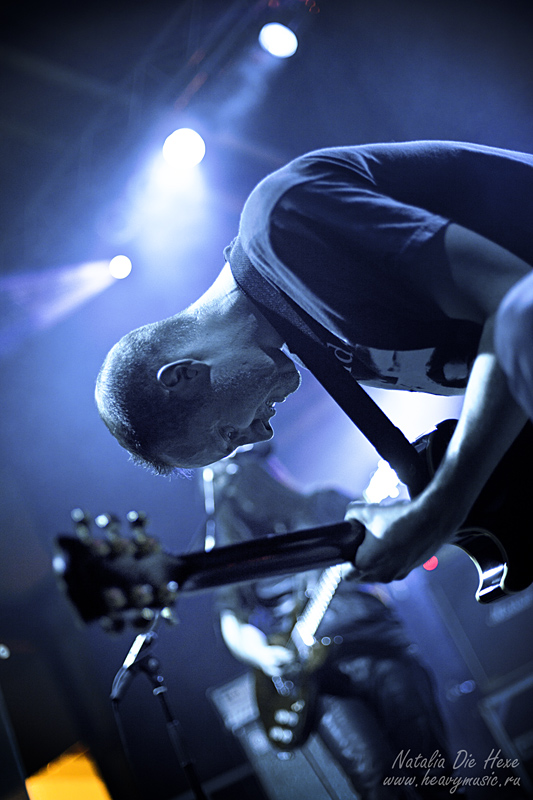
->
[257,644,297,677]
[220,610,297,675]
[345,499,448,583]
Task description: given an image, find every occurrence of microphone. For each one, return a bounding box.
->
[110,626,158,702]
[110,665,136,702]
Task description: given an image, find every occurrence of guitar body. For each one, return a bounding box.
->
[254,638,329,751]
[418,419,533,602]
[254,668,318,751]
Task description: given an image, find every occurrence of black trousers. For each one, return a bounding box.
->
[315,652,451,799]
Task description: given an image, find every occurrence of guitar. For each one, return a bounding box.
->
[54,419,533,632]
[254,563,351,750]
[415,418,533,601]
[54,510,364,631]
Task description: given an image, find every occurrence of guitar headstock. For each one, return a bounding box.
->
[54,509,180,633]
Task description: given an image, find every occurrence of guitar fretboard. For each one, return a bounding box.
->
[292,564,346,650]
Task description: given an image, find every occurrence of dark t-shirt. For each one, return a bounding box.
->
[230,141,533,395]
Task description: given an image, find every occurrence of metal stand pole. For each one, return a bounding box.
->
[110,620,209,800]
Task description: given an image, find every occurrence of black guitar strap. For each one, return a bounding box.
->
[226,237,428,497]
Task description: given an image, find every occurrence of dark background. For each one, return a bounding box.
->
[1,1,532,798]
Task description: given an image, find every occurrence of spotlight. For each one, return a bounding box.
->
[363,460,400,504]
[258,23,298,58]
[108,255,132,279]
[162,128,206,169]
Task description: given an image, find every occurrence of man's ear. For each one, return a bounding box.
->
[156,360,209,397]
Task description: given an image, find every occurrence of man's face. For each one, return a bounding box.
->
[162,347,301,468]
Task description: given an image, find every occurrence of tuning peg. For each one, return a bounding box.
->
[130,583,155,608]
[127,510,148,546]
[133,608,156,629]
[157,580,179,607]
[102,587,128,611]
[126,511,160,555]
[95,513,121,536]
[90,539,112,558]
[127,510,147,531]
[160,607,179,626]
[71,508,92,543]
[94,513,135,555]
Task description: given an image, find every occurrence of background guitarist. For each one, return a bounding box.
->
[211,446,453,799]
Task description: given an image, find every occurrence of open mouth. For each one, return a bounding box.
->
[252,418,274,438]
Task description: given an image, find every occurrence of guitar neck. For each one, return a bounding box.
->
[291,564,345,653]
[171,521,363,593]
[56,416,533,632]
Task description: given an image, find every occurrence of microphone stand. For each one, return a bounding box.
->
[110,615,209,800]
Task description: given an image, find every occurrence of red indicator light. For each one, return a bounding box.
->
[423,556,439,571]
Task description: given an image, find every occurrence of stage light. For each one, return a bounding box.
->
[162,128,206,169]
[108,255,132,280]
[26,746,112,800]
[258,23,298,58]
[363,459,400,504]
[0,261,115,356]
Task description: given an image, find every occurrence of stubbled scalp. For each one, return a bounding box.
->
[95,315,201,474]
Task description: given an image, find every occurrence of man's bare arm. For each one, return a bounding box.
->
[345,224,530,583]
[220,609,295,676]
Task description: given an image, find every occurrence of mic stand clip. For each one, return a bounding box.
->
[111,620,209,800]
